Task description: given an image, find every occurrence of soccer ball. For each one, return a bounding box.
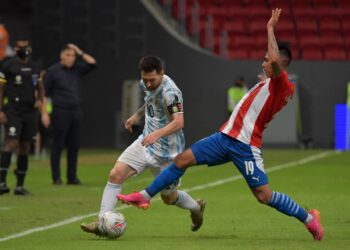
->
[100,211,127,239]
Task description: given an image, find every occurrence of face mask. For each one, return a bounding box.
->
[16,47,31,59]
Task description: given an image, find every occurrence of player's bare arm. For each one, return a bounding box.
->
[141,112,184,147]
[267,8,282,78]
[125,103,146,133]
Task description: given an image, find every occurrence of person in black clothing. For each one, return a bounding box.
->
[44,43,96,185]
[0,38,50,195]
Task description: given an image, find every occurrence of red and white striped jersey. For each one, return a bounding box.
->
[220,71,294,148]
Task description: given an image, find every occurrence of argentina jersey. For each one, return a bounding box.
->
[138,75,185,160]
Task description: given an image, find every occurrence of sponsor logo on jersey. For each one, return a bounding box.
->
[21,67,32,72]
[14,75,23,85]
[8,127,17,136]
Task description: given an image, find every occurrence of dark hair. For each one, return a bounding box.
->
[14,36,30,46]
[61,46,73,53]
[139,55,163,73]
[278,41,292,66]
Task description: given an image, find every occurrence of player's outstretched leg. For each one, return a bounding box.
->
[81,221,106,238]
[267,191,323,240]
[117,192,150,210]
[305,209,323,240]
[81,181,122,236]
[190,199,206,232]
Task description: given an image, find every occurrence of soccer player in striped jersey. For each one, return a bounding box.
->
[117,9,324,240]
[81,55,205,237]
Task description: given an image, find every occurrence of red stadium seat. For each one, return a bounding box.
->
[296,19,319,36]
[299,36,322,47]
[313,0,336,8]
[249,20,266,36]
[302,47,324,60]
[268,0,291,10]
[248,8,271,22]
[293,0,313,8]
[277,20,295,34]
[227,7,249,22]
[243,0,269,8]
[229,35,256,50]
[250,48,265,59]
[320,35,345,47]
[336,0,350,8]
[324,47,347,60]
[228,48,250,59]
[256,38,267,50]
[342,21,350,36]
[224,21,247,36]
[206,6,227,19]
[319,18,341,36]
[222,0,243,8]
[293,7,318,22]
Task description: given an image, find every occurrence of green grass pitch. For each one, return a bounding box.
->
[0,149,349,250]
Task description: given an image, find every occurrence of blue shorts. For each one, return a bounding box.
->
[190,132,268,188]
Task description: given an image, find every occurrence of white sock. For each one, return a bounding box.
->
[174,190,199,212]
[98,182,122,218]
[304,213,314,224]
[140,189,152,200]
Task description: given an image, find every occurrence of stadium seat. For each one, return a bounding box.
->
[324,47,347,60]
[293,0,314,8]
[243,0,269,8]
[268,0,291,10]
[296,19,319,36]
[229,35,256,50]
[336,0,350,8]
[248,7,271,22]
[206,6,227,19]
[316,7,339,20]
[256,35,267,50]
[224,21,247,36]
[342,21,350,36]
[249,20,267,36]
[302,47,324,60]
[293,7,318,22]
[222,0,243,8]
[228,48,250,59]
[299,36,322,47]
[313,0,336,8]
[277,20,295,35]
[250,48,265,59]
[320,35,345,47]
[320,18,342,36]
[227,7,249,22]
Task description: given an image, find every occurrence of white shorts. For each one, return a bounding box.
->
[117,139,180,195]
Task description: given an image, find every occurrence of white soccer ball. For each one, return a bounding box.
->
[100,211,127,239]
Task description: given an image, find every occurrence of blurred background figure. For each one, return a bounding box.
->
[227,76,247,114]
[44,43,96,185]
[0,37,49,195]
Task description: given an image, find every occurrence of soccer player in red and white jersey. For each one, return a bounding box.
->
[117,9,324,240]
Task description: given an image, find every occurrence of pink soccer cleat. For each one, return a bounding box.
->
[306,209,324,240]
[117,192,150,210]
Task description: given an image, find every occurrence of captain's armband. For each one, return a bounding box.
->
[167,102,183,114]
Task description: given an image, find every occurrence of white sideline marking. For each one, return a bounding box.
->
[0,151,336,242]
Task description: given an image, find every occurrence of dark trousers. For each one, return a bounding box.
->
[50,107,80,182]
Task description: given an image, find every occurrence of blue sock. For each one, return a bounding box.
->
[145,163,185,197]
[268,191,308,222]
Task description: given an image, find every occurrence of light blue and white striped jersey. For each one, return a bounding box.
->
[138,75,185,160]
